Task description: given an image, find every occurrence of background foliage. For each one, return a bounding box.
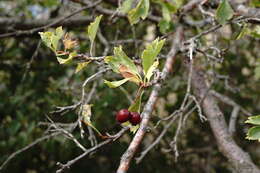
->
[0,0,260,172]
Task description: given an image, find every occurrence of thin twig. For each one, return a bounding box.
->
[56,127,129,173]
[0,0,102,38]
[228,106,240,135]
[0,132,60,171]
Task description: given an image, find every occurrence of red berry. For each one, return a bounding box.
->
[116,109,131,123]
[129,112,141,125]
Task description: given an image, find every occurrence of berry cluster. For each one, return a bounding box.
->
[116,109,141,125]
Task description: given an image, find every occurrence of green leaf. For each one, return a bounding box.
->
[161,3,171,22]
[128,90,143,113]
[250,0,260,8]
[158,19,171,34]
[146,60,159,82]
[57,51,77,64]
[141,38,165,75]
[127,0,150,25]
[246,115,260,125]
[246,126,260,141]
[75,61,90,73]
[216,0,234,25]
[119,0,134,14]
[88,15,102,43]
[104,78,130,88]
[250,26,260,38]
[105,46,140,77]
[88,15,103,55]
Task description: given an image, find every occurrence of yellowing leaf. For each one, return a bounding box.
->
[75,61,90,73]
[39,26,64,52]
[216,0,234,25]
[130,124,140,134]
[55,26,63,39]
[127,0,149,25]
[246,115,260,125]
[141,38,165,75]
[82,104,102,136]
[246,126,260,141]
[104,78,130,88]
[118,65,141,84]
[105,46,141,81]
[121,121,140,134]
[39,31,53,50]
[57,51,77,64]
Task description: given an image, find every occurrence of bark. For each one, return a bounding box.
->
[189,65,260,173]
[116,27,184,173]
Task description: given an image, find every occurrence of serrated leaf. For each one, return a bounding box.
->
[246,126,260,141]
[57,51,77,64]
[105,46,141,80]
[141,38,165,75]
[146,60,159,82]
[119,0,134,14]
[81,104,102,136]
[128,90,143,113]
[39,26,63,52]
[246,115,260,125]
[105,56,120,73]
[118,65,141,84]
[127,0,149,25]
[104,78,130,88]
[75,61,90,73]
[216,0,234,25]
[88,15,102,55]
[55,26,64,40]
[39,31,53,50]
[51,35,60,51]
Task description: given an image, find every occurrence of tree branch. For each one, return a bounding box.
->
[0,0,102,38]
[188,65,260,173]
[116,27,184,173]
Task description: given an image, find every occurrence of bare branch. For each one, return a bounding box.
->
[56,127,129,173]
[0,132,60,171]
[0,0,102,38]
[229,106,240,135]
